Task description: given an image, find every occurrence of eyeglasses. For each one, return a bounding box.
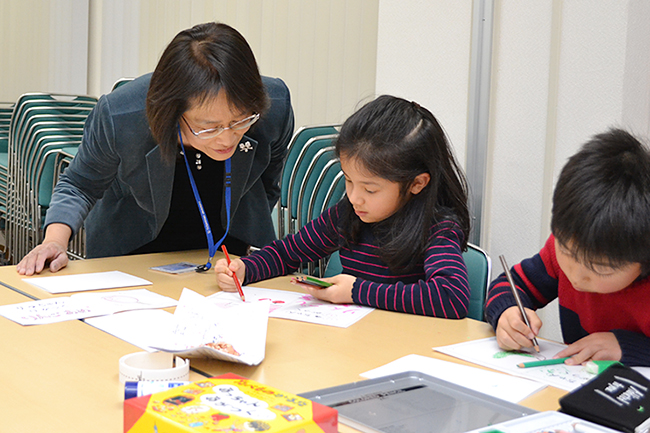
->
[181,112,260,139]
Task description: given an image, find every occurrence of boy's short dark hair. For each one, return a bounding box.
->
[551,128,650,274]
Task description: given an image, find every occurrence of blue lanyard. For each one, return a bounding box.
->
[177,124,231,271]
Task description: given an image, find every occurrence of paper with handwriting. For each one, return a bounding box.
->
[22,270,152,294]
[435,337,597,391]
[208,286,374,328]
[0,289,176,326]
[149,288,268,366]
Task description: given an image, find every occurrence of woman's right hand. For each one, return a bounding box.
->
[16,241,69,275]
[16,223,72,275]
[214,258,246,291]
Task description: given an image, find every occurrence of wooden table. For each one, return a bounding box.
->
[0,287,206,432]
[0,250,567,432]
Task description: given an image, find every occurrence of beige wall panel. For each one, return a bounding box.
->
[375,0,474,167]
[91,0,378,129]
[0,0,89,102]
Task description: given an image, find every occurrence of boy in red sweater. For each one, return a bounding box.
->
[486,129,650,366]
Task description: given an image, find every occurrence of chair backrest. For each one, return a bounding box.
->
[296,146,336,228]
[277,125,339,238]
[308,160,343,223]
[286,134,338,234]
[111,77,134,91]
[463,243,491,321]
[280,125,339,208]
[5,92,96,264]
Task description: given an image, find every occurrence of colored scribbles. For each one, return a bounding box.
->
[436,337,598,391]
[208,287,374,328]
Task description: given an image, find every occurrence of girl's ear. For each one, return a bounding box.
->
[409,173,430,195]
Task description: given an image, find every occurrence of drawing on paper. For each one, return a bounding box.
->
[435,337,598,391]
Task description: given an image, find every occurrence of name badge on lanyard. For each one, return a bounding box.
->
[177,124,231,272]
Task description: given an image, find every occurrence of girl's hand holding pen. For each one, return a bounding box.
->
[496,306,543,352]
[295,274,355,304]
[214,258,246,292]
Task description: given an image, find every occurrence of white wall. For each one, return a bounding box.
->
[88,0,379,129]
[0,0,89,101]
[377,0,650,340]
[375,0,474,166]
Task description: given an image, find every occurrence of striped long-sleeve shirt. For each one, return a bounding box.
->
[241,203,470,318]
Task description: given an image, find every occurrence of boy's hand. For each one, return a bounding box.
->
[554,332,622,365]
[495,306,542,351]
[297,274,355,304]
[214,258,246,292]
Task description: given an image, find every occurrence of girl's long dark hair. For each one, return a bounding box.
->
[336,95,470,272]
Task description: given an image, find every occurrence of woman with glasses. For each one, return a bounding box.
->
[17,22,294,275]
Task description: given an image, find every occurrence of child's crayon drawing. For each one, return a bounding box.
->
[208,287,374,328]
[435,337,597,391]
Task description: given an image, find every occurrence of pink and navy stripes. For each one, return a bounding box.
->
[241,203,470,318]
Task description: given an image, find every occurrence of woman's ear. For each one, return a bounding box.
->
[409,173,430,195]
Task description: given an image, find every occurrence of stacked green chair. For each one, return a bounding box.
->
[111,77,134,91]
[285,134,338,236]
[308,162,345,276]
[276,125,339,238]
[6,93,96,263]
[296,145,336,275]
[0,102,14,224]
[281,129,349,277]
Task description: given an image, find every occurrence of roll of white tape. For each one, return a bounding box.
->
[119,351,189,384]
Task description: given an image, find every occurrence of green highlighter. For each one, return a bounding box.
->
[517,357,570,368]
[517,358,621,373]
[293,275,333,288]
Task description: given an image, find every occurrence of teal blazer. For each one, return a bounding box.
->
[44,74,294,258]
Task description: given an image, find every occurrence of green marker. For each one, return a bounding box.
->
[293,275,333,288]
[517,357,570,368]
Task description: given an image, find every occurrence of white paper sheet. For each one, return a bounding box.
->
[84,309,174,352]
[435,337,600,391]
[0,289,176,326]
[22,270,152,294]
[208,286,374,328]
[150,288,269,366]
[360,354,546,403]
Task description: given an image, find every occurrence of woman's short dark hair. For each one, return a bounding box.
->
[335,95,470,272]
[551,128,650,274]
[146,22,269,162]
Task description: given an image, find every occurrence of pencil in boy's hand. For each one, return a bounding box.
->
[498,255,540,353]
[222,245,245,302]
[517,357,570,368]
